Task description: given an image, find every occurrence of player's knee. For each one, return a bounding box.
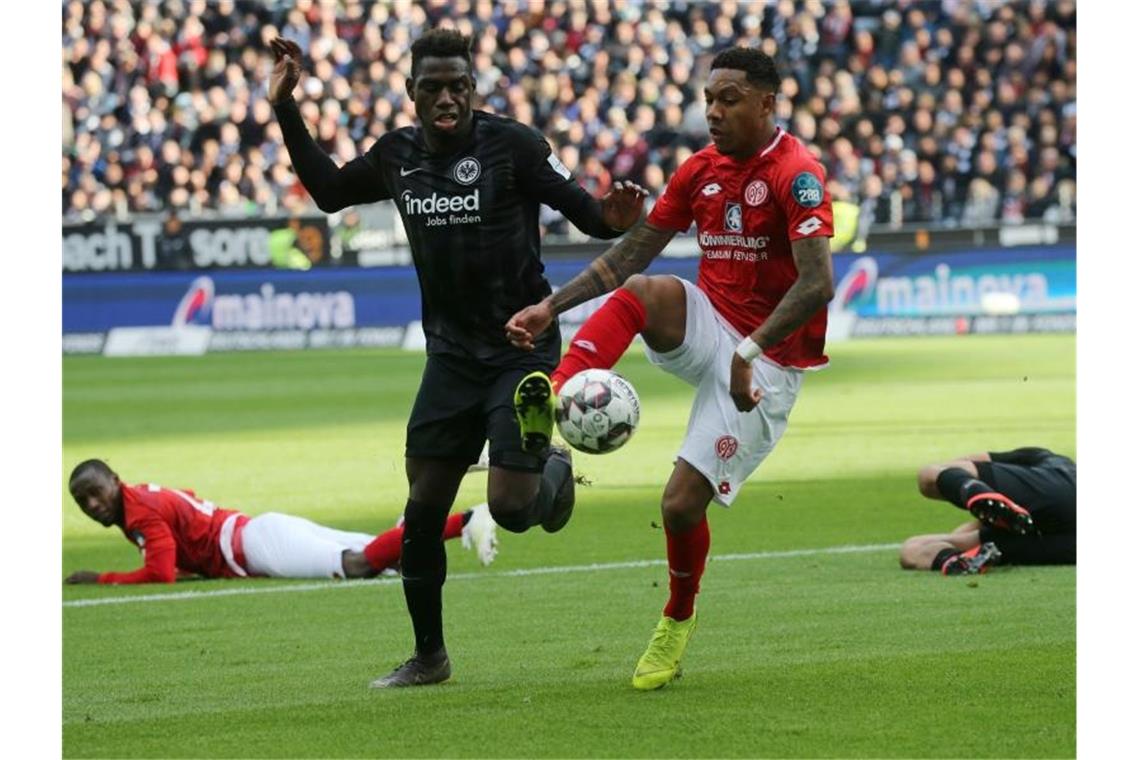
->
[487,492,536,533]
[402,499,448,537]
[898,537,925,569]
[917,465,943,499]
[625,273,682,310]
[488,502,531,533]
[660,494,704,532]
[621,273,652,301]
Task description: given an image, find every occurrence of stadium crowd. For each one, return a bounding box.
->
[63,0,1076,232]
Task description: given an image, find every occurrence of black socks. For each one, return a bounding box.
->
[935,468,992,509]
[931,548,958,571]
[400,498,448,657]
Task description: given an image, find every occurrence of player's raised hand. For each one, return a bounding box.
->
[268,36,304,105]
[506,301,555,351]
[601,180,648,232]
[729,354,763,413]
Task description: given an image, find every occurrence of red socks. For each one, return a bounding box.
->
[551,287,647,392]
[363,512,467,572]
[363,527,402,572]
[442,511,466,541]
[662,516,709,622]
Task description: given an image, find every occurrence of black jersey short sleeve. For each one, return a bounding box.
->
[513,126,621,240]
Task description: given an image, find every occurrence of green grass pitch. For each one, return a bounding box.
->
[63,334,1075,758]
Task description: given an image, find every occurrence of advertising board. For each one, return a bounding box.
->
[61,245,1075,355]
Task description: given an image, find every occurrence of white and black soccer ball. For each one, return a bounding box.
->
[556,369,640,455]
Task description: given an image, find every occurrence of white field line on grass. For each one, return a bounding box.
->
[63,542,900,609]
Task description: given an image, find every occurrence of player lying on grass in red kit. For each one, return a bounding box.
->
[65,459,497,584]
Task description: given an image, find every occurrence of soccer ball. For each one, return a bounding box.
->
[556,369,640,454]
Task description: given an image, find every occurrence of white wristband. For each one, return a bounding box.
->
[735,336,762,362]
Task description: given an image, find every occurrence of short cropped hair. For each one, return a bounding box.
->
[410,28,473,78]
[69,458,115,487]
[710,47,781,91]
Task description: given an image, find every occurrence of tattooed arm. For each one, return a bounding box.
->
[729,235,835,412]
[752,236,835,350]
[548,221,676,313]
[505,221,677,350]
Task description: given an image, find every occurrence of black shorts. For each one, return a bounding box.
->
[975,450,1076,564]
[405,352,556,473]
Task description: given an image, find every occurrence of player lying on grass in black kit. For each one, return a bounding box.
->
[900,447,1076,575]
[267,29,646,687]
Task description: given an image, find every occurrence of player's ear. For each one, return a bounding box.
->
[761,89,776,115]
[405,76,416,102]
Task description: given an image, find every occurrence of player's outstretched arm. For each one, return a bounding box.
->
[518,125,647,239]
[268,37,386,212]
[65,571,101,584]
[505,220,675,350]
[729,236,835,412]
[550,220,676,311]
[92,520,180,584]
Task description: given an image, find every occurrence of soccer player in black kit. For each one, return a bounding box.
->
[899,447,1076,574]
[267,32,646,687]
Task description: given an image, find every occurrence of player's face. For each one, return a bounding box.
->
[704,69,776,158]
[408,56,475,142]
[70,472,123,527]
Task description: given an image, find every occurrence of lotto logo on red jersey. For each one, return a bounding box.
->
[796,216,824,236]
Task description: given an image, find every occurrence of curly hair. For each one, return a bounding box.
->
[710,47,781,91]
[410,28,473,78]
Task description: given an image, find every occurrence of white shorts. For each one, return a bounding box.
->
[645,277,804,506]
[240,513,375,579]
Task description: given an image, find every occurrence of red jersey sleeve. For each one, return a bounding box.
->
[773,154,834,242]
[98,514,178,584]
[646,157,697,232]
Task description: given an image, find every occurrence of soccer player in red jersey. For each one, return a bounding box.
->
[65,460,498,584]
[506,48,835,690]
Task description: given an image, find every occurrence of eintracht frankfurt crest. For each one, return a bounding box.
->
[453,157,481,185]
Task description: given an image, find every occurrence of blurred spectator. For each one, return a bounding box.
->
[62,0,1076,231]
[963,178,1001,226]
[156,209,191,269]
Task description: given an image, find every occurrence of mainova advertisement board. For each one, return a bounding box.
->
[62,244,1074,355]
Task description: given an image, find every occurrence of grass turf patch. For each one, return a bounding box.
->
[63,334,1075,757]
